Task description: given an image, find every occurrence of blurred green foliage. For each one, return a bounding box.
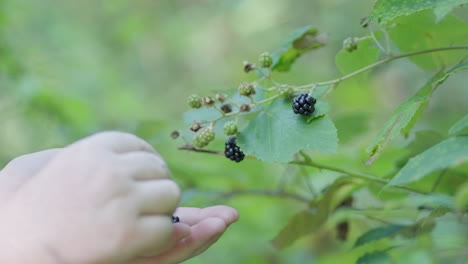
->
[1,0,467,263]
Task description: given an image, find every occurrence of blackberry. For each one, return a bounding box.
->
[224,136,245,162]
[223,121,238,136]
[292,93,316,116]
[239,82,255,96]
[193,127,215,148]
[259,52,273,68]
[343,37,358,52]
[188,95,202,109]
[172,216,180,223]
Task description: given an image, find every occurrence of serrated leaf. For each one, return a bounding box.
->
[388,136,468,186]
[271,26,326,72]
[271,179,363,249]
[355,225,405,248]
[237,99,337,162]
[389,11,468,71]
[335,37,380,82]
[449,114,468,135]
[366,71,446,164]
[357,251,392,264]
[367,0,468,24]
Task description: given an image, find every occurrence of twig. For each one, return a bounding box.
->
[178,145,224,156]
[210,189,310,203]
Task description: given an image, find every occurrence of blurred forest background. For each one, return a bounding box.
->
[1,0,467,263]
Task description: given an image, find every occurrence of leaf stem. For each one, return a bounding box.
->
[294,151,428,194]
[296,45,468,90]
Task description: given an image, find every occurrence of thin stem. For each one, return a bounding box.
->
[211,189,310,203]
[368,25,387,54]
[292,153,428,195]
[297,45,468,90]
[254,93,280,105]
[178,145,224,156]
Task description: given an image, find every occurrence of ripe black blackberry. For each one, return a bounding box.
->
[292,93,316,116]
[224,136,245,162]
[172,216,180,223]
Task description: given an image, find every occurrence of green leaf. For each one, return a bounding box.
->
[237,99,337,162]
[394,130,444,168]
[271,26,326,72]
[335,37,380,82]
[366,0,468,25]
[357,251,392,264]
[455,181,468,210]
[449,113,468,135]
[271,179,363,249]
[366,71,446,164]
[388,136,468,186]
[389,11,468,71]
[354,225,405,248]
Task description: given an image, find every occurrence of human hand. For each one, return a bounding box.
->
[136,205,239,264]
[0,132,180,264]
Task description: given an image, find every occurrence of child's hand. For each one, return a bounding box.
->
[0,132,181,263]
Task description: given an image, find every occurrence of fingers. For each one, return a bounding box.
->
[77,131,156,154]
[174,206,240,226]
[118,152,170,181]
[127,215,174,257]
[137,223,190,258]
[134,179,180,215]
[135,217,228,264]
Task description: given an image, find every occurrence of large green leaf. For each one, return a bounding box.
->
[357,251,392,264]
[355,225,405,248]
[449,113,468,135]
[389,11,468,71]
[366,0,468,24]
[271,179,363,249]
[271,26,326,72]
[366,71,445,164]
[388,136,468,186]
[237,99,337,162]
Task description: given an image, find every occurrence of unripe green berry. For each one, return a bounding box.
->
[223,121,238,136]
[188,95,202,108]
[259,52,273,68]
[239,82,255,96]
[343,37,358,52]
[202,96,215,107]
[278,85,293,98]
[193,127,215,148]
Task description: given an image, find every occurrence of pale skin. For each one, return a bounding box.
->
[0,131,239,264]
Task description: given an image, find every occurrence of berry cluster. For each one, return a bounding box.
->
[225,136,245,162]
[292,93,316,116]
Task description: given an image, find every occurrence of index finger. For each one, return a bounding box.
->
[76,131,156,154]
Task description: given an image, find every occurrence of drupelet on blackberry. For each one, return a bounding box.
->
[224,136,245,162]
[292,93,316,116]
